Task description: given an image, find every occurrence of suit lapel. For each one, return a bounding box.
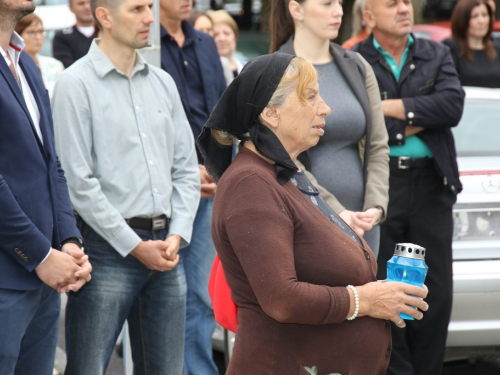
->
[19,55,50,159]
[0,54,30,115]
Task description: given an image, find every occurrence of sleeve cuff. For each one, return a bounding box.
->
[168,216,194,249]
[107,224,142,257]
[401,97,416,125]
[38,248,52,265]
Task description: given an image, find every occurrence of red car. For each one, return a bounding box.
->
[413,21,500,42]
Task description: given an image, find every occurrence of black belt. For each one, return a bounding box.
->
[389,157,434,170]
[125,215,169,231]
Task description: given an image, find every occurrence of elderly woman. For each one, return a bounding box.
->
[188,9,234,85]
[443,0,500,87]
[198,53,428,375]
[210,9,245,78]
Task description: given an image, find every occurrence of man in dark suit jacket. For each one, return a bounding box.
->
[159,0,227,373]
[0,1,92,374]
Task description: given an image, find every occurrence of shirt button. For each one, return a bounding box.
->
[384,320,390,327]
[154,188,158,193]
[396,133,403,140]
[451,185,456,192]
[142,133,147,138]
[409,121,413,125]
[410,64,415,70]
[364,252,370,260]
[135,106,140,111]
[149,160,154,166]
[408,112,415,119]
[184,60,188,66]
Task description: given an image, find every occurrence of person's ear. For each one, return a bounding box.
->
[363,8,376,29]
[288,0,304,24]
[260,106,280,129]
[95,7,112,31]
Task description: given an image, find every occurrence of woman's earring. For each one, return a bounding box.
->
[299,22,303,28]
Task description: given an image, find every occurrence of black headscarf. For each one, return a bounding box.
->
[197,52,298,185]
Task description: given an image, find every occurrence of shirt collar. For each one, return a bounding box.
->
[0,31,26,66]
[373,34,414,55]
[88,39,149,78]
[160,21,198,46]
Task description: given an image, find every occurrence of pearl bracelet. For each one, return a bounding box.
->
[346,285,359,321]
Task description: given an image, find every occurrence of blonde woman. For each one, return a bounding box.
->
[210,9,245,77]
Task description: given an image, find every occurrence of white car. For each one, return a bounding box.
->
[446,86,500,361]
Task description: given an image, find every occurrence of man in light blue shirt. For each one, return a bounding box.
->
[52,0,200,373]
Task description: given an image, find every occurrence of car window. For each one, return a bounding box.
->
[452,99,500,157]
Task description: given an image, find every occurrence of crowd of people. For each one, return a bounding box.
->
[0,0,497,374]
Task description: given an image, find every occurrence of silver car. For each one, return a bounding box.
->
[446,86,500,361]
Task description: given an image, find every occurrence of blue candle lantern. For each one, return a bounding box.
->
[387,243,428,320]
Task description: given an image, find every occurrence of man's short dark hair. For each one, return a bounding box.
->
[90,0,122,29]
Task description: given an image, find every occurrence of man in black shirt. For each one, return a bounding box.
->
[52,0,94,68]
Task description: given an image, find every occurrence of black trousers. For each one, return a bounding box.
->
[378,164,456,375]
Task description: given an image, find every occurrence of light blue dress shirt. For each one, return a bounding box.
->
[52,41,201,257]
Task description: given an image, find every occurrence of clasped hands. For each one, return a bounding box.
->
[35,243,92,294]
[130,234,182,272]
[351,281,429,328]
[339,208,382,237]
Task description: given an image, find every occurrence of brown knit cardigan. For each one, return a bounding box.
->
[211,148,391,375]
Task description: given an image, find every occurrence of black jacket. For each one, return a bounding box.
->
[52,26,93,68]
[352,34,464,195]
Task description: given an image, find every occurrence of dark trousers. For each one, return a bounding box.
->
[378,164,456,375]
[65,219,187,375]
[0,285,60,375]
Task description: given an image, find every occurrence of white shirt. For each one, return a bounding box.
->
[77,26,95,38]
[0,32,43,144]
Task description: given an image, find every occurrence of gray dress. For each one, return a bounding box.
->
[308,61,380,254]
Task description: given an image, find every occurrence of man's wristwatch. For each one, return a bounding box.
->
[61,237,84,249]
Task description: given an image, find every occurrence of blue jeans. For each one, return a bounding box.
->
[65,219,187,375]
[0,285,60,375]
[183,198,218,375]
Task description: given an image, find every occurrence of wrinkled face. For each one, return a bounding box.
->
[160,0,192,22]
[299,0,343,41]
[274,83,331,157]
[468,3,490,40]
[0,0,35,19]
[21,20,44,55]
[194,15,213,37]
[213,23,236,58]
[365,0,413,38]
[70,0,93,25]
[108,0,154,49]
